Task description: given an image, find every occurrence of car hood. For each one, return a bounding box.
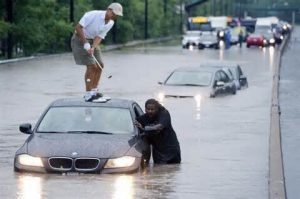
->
[199,37,217,43]
[183,36,199,41]
[26,133,134,158]
[159,85,211,98]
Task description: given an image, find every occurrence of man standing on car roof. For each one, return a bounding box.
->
[135,99,181,164]
[71,3,123,101]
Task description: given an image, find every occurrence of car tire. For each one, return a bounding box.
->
[14,166,20,172]
[245,81,249,88]
[246,44,250,48]
[232,87,237,95]
[210,93,215,98]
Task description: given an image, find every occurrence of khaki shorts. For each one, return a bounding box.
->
[71,34,103,67]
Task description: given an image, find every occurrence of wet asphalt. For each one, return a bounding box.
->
[280,26,300,199]
[0,36,286,198]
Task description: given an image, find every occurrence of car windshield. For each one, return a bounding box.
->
[165,71,212,86]
[255,25,271,34]
[37,107,134,135]
[185,32,200,37]
[200,34,215,40]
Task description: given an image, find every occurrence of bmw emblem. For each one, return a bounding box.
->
[72,152,78,156]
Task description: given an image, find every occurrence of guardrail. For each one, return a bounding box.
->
[0,36,178,65]
[269,32,290,199]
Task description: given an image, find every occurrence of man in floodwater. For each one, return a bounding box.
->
[135,99,181,164]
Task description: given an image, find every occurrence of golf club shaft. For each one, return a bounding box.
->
[92,54,103,70]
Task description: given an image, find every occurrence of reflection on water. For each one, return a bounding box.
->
[17,174,43,199]
[134,164,181,198]
[112,175,134,199]
[194,95,202,120]
[269,46,275,70]
[219,42,224,60]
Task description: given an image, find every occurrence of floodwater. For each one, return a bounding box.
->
[280,26,300,199]
[0,41,277,198]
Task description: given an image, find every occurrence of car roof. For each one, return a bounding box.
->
[49,98,137,109]
[174,66,218,73]
[199,62,239,68]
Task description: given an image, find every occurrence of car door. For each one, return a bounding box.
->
[213,71,224,95]
[132,103,150,165]
[219,70,232,94]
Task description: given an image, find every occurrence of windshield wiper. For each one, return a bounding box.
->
[181,83,205,87]
[37,131,66,134]
[67,131,113,135]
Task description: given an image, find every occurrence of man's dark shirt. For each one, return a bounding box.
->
[136,108,181,164]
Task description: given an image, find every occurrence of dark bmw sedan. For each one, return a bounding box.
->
[14,98,150,174]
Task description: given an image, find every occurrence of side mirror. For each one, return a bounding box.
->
[19,123,33,134]
[239,75,247,81]
[216,81,225,87]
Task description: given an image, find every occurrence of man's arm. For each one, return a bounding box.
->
[144,124,163,132]
[75,23,87,44]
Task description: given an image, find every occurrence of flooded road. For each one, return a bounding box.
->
[0,42,277,198]
[280,27,300,199]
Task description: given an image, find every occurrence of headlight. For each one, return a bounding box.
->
[263,39,267,44]
[280,35,284,40]
[219,31,224,37]
[194,94,202,102]
[104,156,135,168]
[157,92,165,103]
[17,154,44,167]
[269,38,275,43]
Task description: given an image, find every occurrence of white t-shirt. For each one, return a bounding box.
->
[79,10,114,39]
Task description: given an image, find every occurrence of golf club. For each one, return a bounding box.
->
[92,54,112,79]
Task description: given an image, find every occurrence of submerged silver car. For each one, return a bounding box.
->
[157,66,237,103]
[14,98,150,174]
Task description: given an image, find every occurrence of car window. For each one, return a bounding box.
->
[214,72,221,82]
[219,71,230,82]
[237,65,243,76]
[165,71,213,86]
[133,104,144,117]
[223,68,234,80]
[37,107,134,134]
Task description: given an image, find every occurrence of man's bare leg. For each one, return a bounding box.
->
[85,64,97,91]
[93,67,102,90]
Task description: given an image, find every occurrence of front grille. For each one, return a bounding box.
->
[48,157,73,171]
[75,158,100,171]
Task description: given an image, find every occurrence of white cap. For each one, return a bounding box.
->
[108,3,123,16]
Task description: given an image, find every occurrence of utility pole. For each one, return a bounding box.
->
[70,0,74,23]
[212,0,216,16]
[164,0,167,16]
[180,0,183,34]
[145,0,148,39]
[5,0,13,59]
[69,0,75,48]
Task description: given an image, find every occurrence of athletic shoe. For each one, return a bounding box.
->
[84,90,103,102]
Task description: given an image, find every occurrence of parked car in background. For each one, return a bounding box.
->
[14,98,150,174]
[182,31,201,49]
[157,66,236,103]
[198,32,220,49]
[254,25,276,47]
[246,33,265,48]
